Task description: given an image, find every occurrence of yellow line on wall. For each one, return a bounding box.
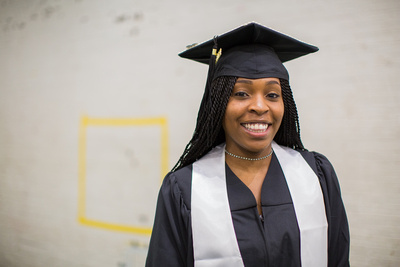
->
[160,119,169,178]
[77,115,168,235]
[79,217,152,235]
[85,117,166,127]
[78,116,88,218]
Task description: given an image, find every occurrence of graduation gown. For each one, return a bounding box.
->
[145,150,350,267]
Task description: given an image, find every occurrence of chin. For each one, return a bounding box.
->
[242,140,273,154]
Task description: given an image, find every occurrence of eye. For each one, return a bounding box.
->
[233,91,249,97]
[266,93,280,99]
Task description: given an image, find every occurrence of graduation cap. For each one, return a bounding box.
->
[179,22,319,82]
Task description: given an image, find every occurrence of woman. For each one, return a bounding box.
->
[146,22,350,267]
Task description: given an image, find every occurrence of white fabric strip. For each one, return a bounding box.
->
[271,141,328,267]
[192,144,244,267]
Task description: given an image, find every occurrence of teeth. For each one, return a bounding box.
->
[243,123,268,132]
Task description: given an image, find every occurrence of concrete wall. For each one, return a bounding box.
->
[0,0,399,266]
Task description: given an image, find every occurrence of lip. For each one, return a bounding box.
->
[240,122,271,137]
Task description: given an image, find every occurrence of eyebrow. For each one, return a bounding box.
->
[265,80,280,86]
[235,79,253,84]
[235,79,280,86]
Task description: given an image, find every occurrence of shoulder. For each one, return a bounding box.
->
[297,149,335,175]
[298,149,343,196]
[161,164,193,210]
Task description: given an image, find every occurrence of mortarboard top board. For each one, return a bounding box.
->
[179,22,319,81]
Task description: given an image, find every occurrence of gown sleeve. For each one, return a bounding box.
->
[145,171,193,267]
[313,152,350,267]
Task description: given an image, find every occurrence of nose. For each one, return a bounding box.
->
[249,94,269,115]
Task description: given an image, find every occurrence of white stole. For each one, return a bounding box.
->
[191,142,328,267]
[272,142,328,266]
[192,143,243,267]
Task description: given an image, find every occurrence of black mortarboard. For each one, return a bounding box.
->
[179,22,319,81]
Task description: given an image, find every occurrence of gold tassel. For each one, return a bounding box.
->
[212,48,222,64]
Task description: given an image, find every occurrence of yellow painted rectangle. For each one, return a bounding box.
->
[78,116,168,235]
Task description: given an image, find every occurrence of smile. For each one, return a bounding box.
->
[242,123,269,133]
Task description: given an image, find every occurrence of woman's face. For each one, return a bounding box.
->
[223,77,284,156]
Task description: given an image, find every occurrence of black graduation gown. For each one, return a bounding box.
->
[146,150,350,267]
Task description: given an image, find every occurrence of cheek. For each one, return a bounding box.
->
[222,114,227,132]
[222,101,239,133]
[279,104,285,122]
[222,109,232,132]
[223,102,234,122]
[274,102,285,125]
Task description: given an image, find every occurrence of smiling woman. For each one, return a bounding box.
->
[146,22,350,267]
[223,77,284,158]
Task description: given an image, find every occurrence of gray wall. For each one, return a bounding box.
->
[1,0,399,266]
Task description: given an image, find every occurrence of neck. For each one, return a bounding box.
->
[224,144,273,163]
[225,152,272,173]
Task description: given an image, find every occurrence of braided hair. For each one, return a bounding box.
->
[171,76,304,172]
[274,78,304,150]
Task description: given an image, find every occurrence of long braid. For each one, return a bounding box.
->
[172,76,237,171]
[274,78,304,149]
